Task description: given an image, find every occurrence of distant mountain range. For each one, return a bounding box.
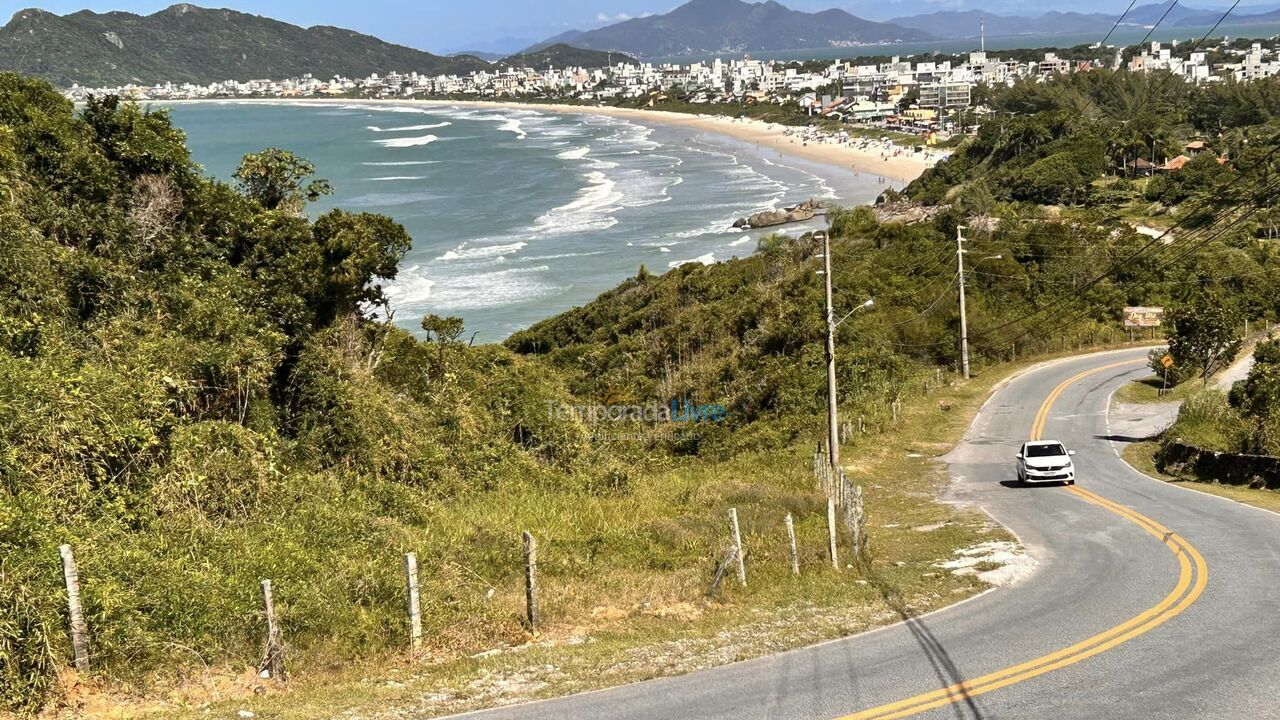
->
[442,36,540,58]
[7,0,1280,89]
[529,0,1280,53]
[527,0,931,58]
[0,3,490,87]
[889,1,1280,40]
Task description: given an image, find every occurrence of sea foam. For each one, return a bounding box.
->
[532,170,622,235]
[668,253,717,268]
[373,134,438,148]
[437,241,528,262]
[367,122,451,132]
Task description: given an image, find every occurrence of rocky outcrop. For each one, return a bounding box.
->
[871,201,948,225]
[733,198,824,229]
[1156,440,1280,489]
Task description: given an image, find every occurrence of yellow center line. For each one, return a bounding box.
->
[839,358,1209,720]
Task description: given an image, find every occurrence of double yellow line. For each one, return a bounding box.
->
[841,359,1208,720]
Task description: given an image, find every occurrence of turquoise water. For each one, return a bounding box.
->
[163,102,891,342]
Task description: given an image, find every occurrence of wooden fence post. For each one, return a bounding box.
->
[58,544,89,673]
[827,499,839,570]
[522,531,538,633]
[260,579,286,680]
[707,546,739,597]
[404,552,422,651]
[728,508,746,586]
[849,485,866,560]
[784,513,799,576]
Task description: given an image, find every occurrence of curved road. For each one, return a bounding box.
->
[450,348,1280,719]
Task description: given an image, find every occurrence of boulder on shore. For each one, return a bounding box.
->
[734,197,825,229]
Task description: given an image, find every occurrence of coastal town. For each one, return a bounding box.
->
[65,37,1280,127]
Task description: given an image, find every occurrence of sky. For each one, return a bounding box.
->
[0,0,1270,54]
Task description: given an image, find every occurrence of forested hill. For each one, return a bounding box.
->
[0,4,489,87]
[499,44,635,70]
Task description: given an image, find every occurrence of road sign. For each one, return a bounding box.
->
[1124,306,1164,328]
[1161,354,1174,369]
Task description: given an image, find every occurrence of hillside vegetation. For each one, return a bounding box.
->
[0,4,488,87]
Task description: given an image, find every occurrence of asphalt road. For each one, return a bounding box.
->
[449,348,1280,719]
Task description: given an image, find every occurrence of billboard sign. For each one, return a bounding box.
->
[1123,306,1164,328]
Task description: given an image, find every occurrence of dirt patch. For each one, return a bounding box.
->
[935,541,1037,587]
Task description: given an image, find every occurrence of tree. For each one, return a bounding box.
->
[1228,339,1280,454]
[233,148,333,213]
[420,314,465,343]
[1166,293,1242,385]
[1018,152,1086,205]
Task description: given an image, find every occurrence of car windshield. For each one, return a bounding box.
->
[1026,443,1067,458]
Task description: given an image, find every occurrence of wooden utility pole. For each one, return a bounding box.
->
[819,230,841,469]
[59,545,89,673]
[957,225,972,380]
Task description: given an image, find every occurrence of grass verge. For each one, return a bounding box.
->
[1112,374,1201,404]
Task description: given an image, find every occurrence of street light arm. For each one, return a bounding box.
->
[835,298,875,328]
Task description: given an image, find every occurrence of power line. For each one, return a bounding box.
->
[974,172,1280,357]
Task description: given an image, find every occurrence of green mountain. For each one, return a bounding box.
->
[529,0,933,59]
[499,44,635,70]
[0,4,489,87]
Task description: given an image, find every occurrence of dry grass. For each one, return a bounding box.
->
[58,351,1106,720]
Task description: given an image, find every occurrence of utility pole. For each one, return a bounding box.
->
[819,230,840,470]
[957,225,971,380]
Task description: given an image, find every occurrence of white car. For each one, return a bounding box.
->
[1016,440,1077,485]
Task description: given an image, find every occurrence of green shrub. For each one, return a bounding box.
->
[1167,390,1250,452]
[0,569,58,714]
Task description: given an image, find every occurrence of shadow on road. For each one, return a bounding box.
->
[1093,433,1156,443]
[866,571,985,719]
[999,479,1075,489]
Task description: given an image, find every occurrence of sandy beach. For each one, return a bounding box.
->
[162,97,940,184]
[415,99,939,184]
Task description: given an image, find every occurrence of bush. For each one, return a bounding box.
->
[1167,390,1250,452]
[0,569,58,714]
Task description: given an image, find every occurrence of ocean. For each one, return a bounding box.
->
[163,102,893,342]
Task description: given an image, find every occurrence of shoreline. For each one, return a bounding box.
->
[159,96,938,184]
[418,100,937,184]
